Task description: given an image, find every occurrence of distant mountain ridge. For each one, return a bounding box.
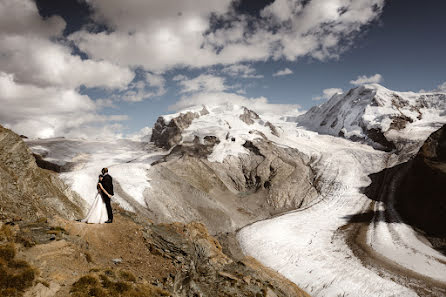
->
[297,84,446,151]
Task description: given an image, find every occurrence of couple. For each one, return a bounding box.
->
[81,168,114,224]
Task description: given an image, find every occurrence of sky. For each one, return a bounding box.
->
[1,0,445,139]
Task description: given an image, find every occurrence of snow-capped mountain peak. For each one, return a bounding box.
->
[297,84,446,151]
[151,104,282,162]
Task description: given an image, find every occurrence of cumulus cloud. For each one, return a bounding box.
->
[126,126,153,142]
[273,68,293,77]
[432,81,446,93]
[350,74,383,86]
[0,72,127,139]
[170,91,301,116]
[0,0,136,139]
[172,74,187,81]
[0,0,134,90]
[70,0,385,71]
[222,64,263,78]
[312,88,343,101]
[108,72,166,102]
[178,74,227,93]
[1,0,387,139]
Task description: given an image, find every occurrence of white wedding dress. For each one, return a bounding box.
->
[81,190,109,224]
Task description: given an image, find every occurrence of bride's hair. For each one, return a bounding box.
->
[98,174,103,181]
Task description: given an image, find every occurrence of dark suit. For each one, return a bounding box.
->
[100,174,114,221]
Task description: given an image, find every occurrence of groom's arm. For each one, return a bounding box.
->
[98,183,112,198]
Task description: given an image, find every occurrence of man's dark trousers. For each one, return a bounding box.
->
[101,192,113,222]
[101,174,114,222]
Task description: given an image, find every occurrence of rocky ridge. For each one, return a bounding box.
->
[0,125,85,221]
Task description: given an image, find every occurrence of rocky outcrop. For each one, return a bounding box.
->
[393,125,446,238]
[145,221,310,297]
[208,139,317,209]
[145,136,318,234]
[151,106,209,149]
[363,124,446,253]
[0,125,85,221]
[239,107,260,125]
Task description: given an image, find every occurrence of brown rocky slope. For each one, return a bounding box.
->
[0,125,85,221]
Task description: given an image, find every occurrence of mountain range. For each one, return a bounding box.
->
[1,84,445,297]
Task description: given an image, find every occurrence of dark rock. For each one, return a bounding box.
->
[364,128,396,152]
[33,153,62,172]
[362,125,446,254]
[151,111,200,149]
[265,121,280,137]
[239,107,260,125]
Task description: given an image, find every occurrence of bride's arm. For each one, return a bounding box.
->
[98,183,112,198]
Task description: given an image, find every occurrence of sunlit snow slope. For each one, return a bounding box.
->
[27,138,165,213]
[237,85,446,297]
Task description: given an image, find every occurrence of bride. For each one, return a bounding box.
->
[81,174,109,224]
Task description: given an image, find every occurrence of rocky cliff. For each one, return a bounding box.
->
[363,124,446,254]
[0,125,85,221]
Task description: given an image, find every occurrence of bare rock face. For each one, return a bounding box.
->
[264,121,280,137]
[151,106,209,149]
[239,107,260,125]
[146,137,317,234]
[419,125,446,161]
[0,125,85,221]
[210,139,317,209]
[145,221,310,297]
[394,125,446,238]
[363,125,446,253]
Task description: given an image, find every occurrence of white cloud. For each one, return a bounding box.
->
[170,91,301,116]
[222,64,263,78]
[350,74,383,86]
[172,74,187,81]
[0,0,64,37]
[0,0,134,90]
[0,0,387,138]
[111,72,166,102]
[273,68,293,77]
[0,0,135,139]
[70,0,385,71]
[178,74,227,93]
[433,81,446,92]
[146,73,166,96]
[126,126,152,142]
[312,88,343,101]
[0,72,127,139]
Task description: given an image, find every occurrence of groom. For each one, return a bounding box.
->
[101,168,114,223]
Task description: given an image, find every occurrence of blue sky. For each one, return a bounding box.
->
[1,0,445,138]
